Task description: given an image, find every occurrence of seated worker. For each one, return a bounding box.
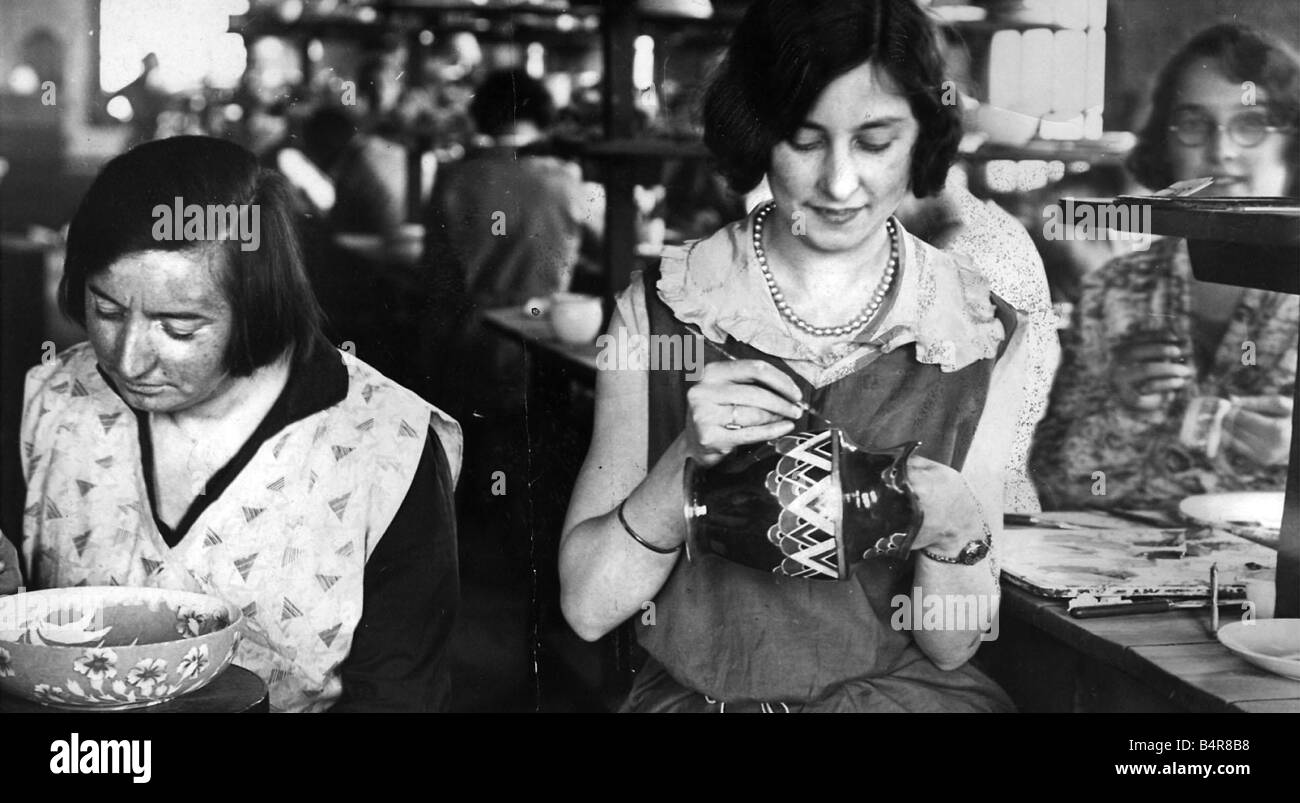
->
[19,136,462,712]
[1032,24,1298,509]
[301,105,409,241]
[420,69,599,542]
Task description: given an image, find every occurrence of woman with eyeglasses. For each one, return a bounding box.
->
[1032,24,1299,509]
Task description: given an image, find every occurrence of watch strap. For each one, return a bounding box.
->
[920,538,990,565]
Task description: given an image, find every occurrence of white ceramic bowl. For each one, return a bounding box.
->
[0,586,242,710]
[970,103,1041,146]
[1217,619,1300,680]
[549,292,604,344]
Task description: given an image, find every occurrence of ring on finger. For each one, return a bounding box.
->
[724,404,743,431]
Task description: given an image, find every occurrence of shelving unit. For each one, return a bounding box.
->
[229,1,734,297]
[228,1,1122,298]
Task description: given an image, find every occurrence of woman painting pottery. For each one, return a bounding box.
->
[560,0,1036,712]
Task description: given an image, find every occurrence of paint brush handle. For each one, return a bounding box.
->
[688,326,831,424]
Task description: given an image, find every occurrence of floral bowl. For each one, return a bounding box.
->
[0,586,242,710]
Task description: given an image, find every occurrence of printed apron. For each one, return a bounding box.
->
[21,343,461,712]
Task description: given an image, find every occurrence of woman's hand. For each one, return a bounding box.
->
[906,456,985,554]
[1110,339,1195,411]
[1223,395,1294,467]
[0,534,21,595]
[684,359,804,467]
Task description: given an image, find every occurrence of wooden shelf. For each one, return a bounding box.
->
[1057,197,1300,247]
[1138,198,1300,247]
[230,13,391,40]
[377,0,742,30]
[231,9,601,41]
[963,139,1129,166]
[379,1,601,18]
[1052,197,1299,293]
[942,18,1068,34]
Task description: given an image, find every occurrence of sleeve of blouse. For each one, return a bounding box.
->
[614,269,653,343]
[941,187,1060,513]
[995,201,1058,515]
[958,310,1034,574]
[329,427,459,712]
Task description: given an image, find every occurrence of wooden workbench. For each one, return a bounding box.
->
[979,583,1300,712]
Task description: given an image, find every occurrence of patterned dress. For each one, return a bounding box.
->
[1031,236,1298,509]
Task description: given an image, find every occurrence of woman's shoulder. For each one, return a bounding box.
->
[657,215,751,291]
[23,342,104,416]
[903,225,998,312]
[943,185,1051,312]
[650,215,787,347]
[613,268,652,335]
[24,342,96,383]
[335,349,463,483]
[892,226,1009,371]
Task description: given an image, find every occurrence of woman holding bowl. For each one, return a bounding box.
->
[19,136,462,712]
[1033,24,1299,509]
[560,0,1034,712]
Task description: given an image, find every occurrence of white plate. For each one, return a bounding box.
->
[1180,492,1284,531]
[1217,620,1300,680]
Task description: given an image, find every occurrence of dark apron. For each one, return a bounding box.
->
[627,264,1017,712]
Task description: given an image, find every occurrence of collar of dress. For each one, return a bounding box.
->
[656,210,1008,372]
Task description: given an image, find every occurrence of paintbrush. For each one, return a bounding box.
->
[685,324,840,430]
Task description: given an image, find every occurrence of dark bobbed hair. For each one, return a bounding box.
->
[1128,23,1300,195]
[59,135,324,377]
[702,0,961,198]
[470,69,556,137]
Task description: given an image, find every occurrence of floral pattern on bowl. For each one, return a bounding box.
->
[0,586,242,710]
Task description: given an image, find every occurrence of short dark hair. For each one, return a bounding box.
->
[302,105,360,171]
[59,135,324,377]
[1128,23,1300,195]
[470,69,555,137]
[702,0,960,197]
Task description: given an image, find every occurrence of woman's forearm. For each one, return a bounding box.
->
[910,556,1001,670]
[559,435,692,642]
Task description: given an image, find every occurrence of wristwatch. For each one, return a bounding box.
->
[920,537,991,565]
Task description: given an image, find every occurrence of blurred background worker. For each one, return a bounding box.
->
[420,69,601,564]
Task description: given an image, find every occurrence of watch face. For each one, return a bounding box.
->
[960,541,990,564]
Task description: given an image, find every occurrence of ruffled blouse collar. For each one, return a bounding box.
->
[656,208,1007,372]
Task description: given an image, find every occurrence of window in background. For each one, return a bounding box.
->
[99,0,249,94]
[633,34,658,119]
[526,42,546,80]
[987,0,1107,140]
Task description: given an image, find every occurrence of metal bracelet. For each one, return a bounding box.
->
[617,499,681,555]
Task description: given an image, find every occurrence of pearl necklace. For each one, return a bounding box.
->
[752,202,898,338]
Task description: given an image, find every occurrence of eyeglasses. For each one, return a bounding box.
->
[1168,109,1295,148]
